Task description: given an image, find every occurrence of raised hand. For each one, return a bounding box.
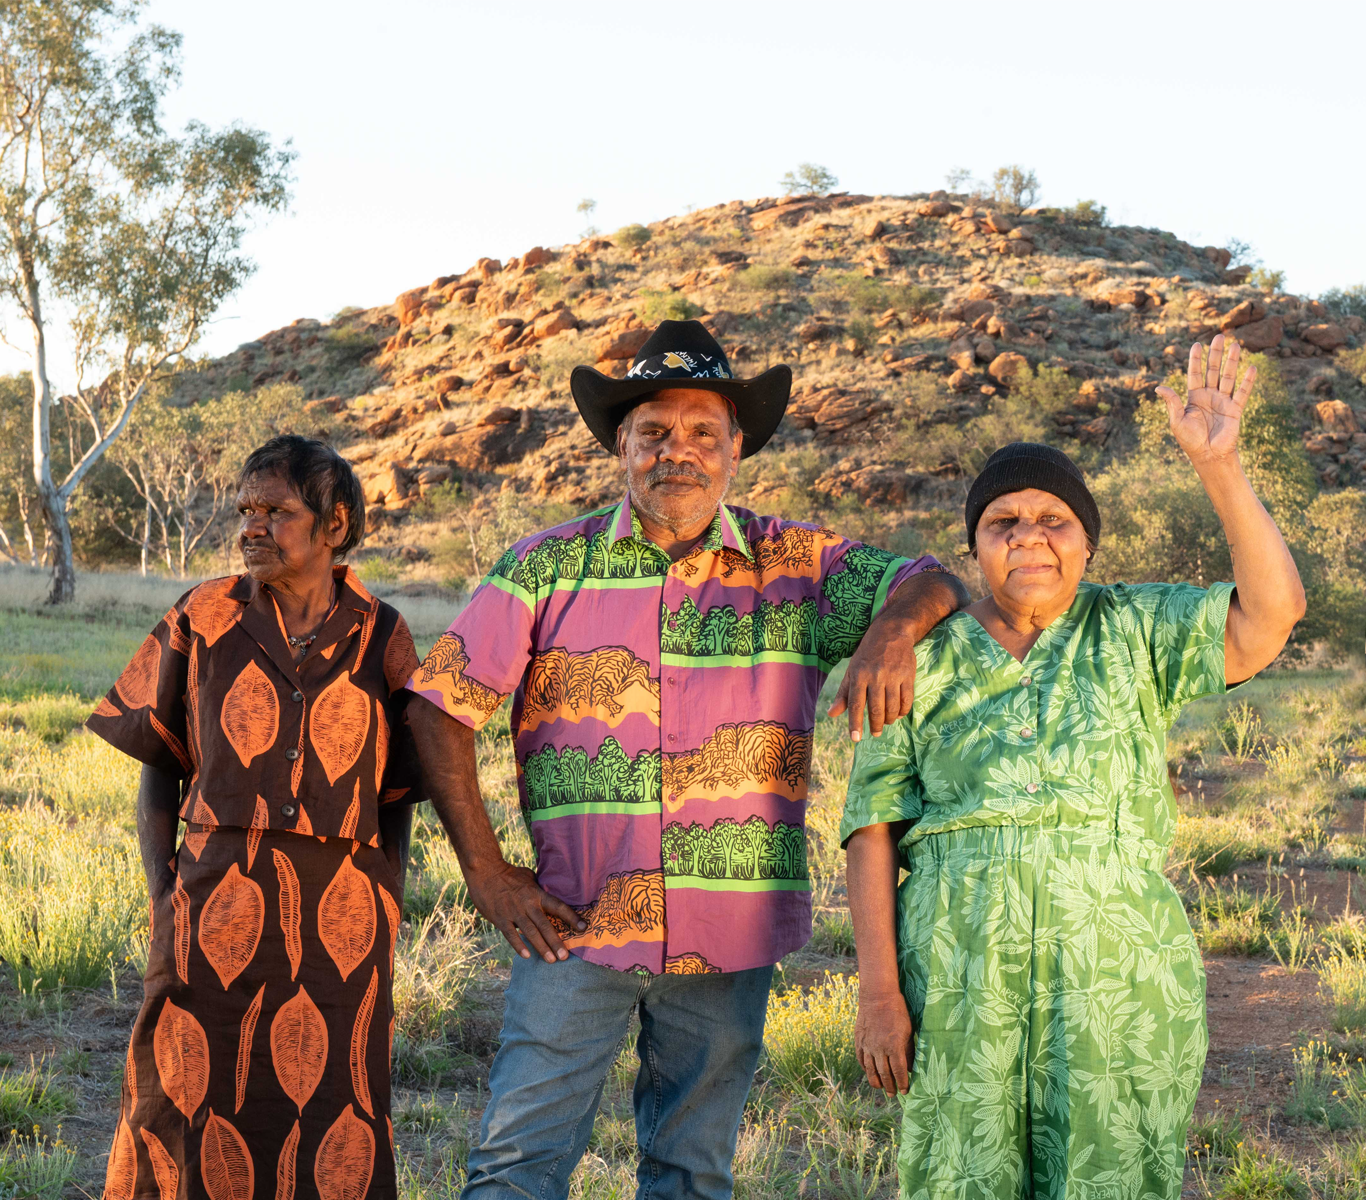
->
[1155,335,1255,466]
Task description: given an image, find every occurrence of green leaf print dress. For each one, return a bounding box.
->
[841,581,1237,1200]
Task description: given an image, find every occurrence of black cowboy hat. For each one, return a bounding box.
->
[570,319,791,458]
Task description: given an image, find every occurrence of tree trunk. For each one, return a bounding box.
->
[25,270,76,604]
[39,484,75,602]
[140,500,151,576]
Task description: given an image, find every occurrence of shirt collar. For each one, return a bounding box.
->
[607,494,754,562]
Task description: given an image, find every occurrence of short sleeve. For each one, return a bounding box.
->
[85,599,194,778]
[815,540,945,666]
[1124,582,1236,718]
[839,716,923,847]
[404,552,535,730]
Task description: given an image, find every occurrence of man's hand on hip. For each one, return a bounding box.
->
[828,569,970,739]
[466,859,587,964]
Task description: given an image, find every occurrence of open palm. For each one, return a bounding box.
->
[1156,334,1255,464]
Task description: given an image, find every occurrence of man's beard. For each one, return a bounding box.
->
[628,460,731,533]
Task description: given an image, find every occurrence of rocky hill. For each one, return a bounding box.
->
[171,189,1366,568]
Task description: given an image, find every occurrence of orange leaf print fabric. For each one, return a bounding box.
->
[378,884,400,973]
[95,695,121,718]
[270,985,328,1113]
[340,779,360,840]
[276,1120,301,1200]
[199,862,264,990]
[315,1104,375,1200]
[150,711,192,773]
[310,670,370,784]
[383,617,418,693]
[221,659,280,767]
[186,577,241,646]
[104,1116,137,1200]
[154,998,209,1120]
[140,1128,179,1200]
[125,1036,138,1112]
[273,849,302,981]
[374,700,389,793]
[236,983,265,1113]
[114,633,161,709]
[172,878,191,985]
[202,1109,254,1200]
[351,966,378,1117]
[247,795,268,871]
[318,855,376,982]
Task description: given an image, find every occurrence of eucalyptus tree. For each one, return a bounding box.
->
[0,1,294,602]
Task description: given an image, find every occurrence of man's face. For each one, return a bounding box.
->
[617,389,742,532]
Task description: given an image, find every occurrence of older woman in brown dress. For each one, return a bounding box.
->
[90,435,423,1200]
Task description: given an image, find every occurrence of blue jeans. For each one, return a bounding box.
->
[462,952,773,1200]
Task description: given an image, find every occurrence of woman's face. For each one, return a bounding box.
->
[236,471,346,585]
[974,488,1090,614]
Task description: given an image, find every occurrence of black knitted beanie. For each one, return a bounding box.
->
[964,442,1100,550]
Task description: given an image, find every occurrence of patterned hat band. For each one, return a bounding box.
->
[625,349,734,382]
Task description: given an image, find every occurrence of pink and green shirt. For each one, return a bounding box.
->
[406,496,942,974]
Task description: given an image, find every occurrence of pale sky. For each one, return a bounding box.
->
[16,0,1366,378]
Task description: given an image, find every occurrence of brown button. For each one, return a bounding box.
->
[280,804,296,817]
[284,748,300,760]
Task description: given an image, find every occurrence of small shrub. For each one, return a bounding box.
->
[1186,880,1279,954]
[1249,267,1286,292]
[991,165,1040,209]
[613,223,652,251]
[736,265,797,294]
[1218,1140,1306,1200]
[763,971,860,1092]
[355,555,404,585]
[0,1059,74,1131]
[638,289,702,324]
[1323,953,1366,1033]
[0,1130,77,1200]
[1068,199,1108,226]
[320,326,382,372]
[1023,274,1044,288]
[845,316,876,352]
[392,905,483,1085]
[809,911,856,957]
[0,695,90,743]
[1188,1105,1247,1170]
[780,163,838,197]
[1218,702,1266,764]
[1285,1041,1356,1129]
[1322,284,1366,321]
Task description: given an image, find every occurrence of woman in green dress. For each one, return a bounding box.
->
[842,335,1306,1200]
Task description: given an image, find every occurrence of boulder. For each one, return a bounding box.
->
[434,374,465,396]
[796,319,843,342]
[1105,287,1150,310]
[1220,299,1267,329]
[394,288,426,327]
[985,212,1014,234]
[790,254,813,267]
[973,337,997,363]
[530,308,579,339]
[595,327,651,361]
[863,219,886,239]
[961,299,995,323]
[1303,323,1348,351]
[916,200,953,217]
[947,336,977,372]
[948,368,976,392]
[364,462,413,506]
[475,257,502,280]
[522,246,554,268]
[1231,315,1283,351]
[480,406,520,427]
[988,352,1031,386]
[1316,400,1359,434]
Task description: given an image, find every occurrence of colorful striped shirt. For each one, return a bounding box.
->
[405,495,941,974]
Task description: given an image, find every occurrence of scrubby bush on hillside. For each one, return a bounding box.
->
[613,224,651,251]
[780,163,838,197]
[1068,200,1108,226]
[736,265,797,294]
[1323,285,1366,321]
[991,164,1040,209]
[638,289,702,324]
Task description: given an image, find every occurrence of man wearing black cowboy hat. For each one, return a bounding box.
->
[407,319,969,1199]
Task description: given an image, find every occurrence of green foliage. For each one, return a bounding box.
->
[1322,284,1366,321]
[736,265,797,294]
[780,163,838,197]
[1068,199,1108,226]
[613,223,652,250]
[354,554,404,585]
[991,164,1040,208]
[1301,490,1366,656]
[824,272,940,320]
[845,315,875,351]
[1323,954,1366,1034]
[0,1129,77,1199]
[575,197,597,236]
[1249,267,1286,292]
[637,288,702,324]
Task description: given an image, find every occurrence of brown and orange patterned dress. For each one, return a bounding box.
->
[87,566,422,1200]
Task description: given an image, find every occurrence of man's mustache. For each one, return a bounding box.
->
[645,462,710,489]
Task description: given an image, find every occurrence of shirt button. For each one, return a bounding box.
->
[667,677,676,686]
[668,792,678,803]
[280,804,296,817]
[667,734,676,743]
[1025,783,1039,794]
[291,690,303,702]
[284,748,300,760]
[1021,676,1033,687]
[1020,728,1033,739]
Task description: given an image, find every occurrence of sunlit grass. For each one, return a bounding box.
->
[763,972,861,1093]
